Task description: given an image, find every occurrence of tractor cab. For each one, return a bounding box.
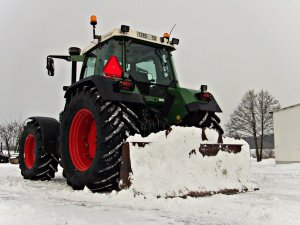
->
[79,27,180,97]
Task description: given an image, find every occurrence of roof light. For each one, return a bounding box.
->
[171,38,179,45]
[163,33,170,39]
[121,25,130,33]
[201,85,207,92]
[90,15,97,26]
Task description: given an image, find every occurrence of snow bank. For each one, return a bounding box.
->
[126,126,257,198]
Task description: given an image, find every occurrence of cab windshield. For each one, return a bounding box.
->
[125,41,176,87]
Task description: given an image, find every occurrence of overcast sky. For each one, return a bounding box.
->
[0,0,300,126]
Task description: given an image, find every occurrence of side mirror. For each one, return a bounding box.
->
[46,57,55,76]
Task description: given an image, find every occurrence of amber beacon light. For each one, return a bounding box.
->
[163,33,170,39]
[90,15,100,39]
[90,15,97,26]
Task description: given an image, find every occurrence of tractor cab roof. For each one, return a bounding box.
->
[82,28,177,54]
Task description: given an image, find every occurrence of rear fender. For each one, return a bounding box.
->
[64,75,145,104]
[28,117,60,157]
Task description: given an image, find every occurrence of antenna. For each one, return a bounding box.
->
[169,24,176,36]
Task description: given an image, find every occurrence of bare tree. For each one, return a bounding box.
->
[225,89,280,162]
[0,119,25,156]
[0,121,15,157]
[256,90,280,161]
[14,118,26,153]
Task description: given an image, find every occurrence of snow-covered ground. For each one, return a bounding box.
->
[1,159,300,225]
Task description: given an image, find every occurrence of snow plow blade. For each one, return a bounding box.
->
[120,143,243,196]
[119,127,257,198]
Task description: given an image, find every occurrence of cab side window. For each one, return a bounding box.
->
[83,57,96,78]
[82,50,97,79]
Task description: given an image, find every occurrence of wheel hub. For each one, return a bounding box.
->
[24,134,36,169]
[69,109,97,171]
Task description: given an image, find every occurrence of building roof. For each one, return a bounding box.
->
[272,103,300,113]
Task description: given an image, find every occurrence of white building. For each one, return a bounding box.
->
[273,104,300,164]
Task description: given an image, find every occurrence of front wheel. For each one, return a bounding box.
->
[19,120,58,180]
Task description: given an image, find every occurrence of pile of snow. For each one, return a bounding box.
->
[126,126,257,198]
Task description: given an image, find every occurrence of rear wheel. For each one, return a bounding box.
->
[19,120,58,180]
[60,86,137,192]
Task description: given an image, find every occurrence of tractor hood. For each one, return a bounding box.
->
[165,87,222,123]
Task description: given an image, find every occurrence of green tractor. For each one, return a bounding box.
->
[18,16,224,192]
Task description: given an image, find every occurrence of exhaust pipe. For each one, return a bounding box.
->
[69,47,81,84]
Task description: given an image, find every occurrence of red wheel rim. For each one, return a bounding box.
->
[24,134,36,169]
[69,109,97,171]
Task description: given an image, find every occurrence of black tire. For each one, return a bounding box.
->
[19,120,58,180]
[60,86,138,192]
[181,111,223,134]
